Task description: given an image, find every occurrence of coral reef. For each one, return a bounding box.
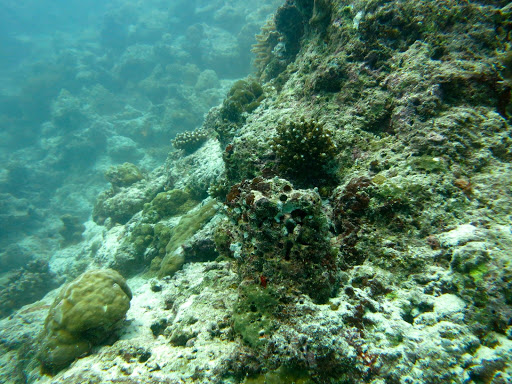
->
[143,189,196,221]
[92,168,166,225]
[167,138,226,200]
[212,79,265,146]
[2,1,512,383]
[252,0,318,80]
[37,269,132,374]
[0,0,277,255]
[221,177,338,303]
[222,80,264,122]
[251,17,281,78]
[157,199,218,277]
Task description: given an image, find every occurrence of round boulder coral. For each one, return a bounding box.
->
[38,269,132,374]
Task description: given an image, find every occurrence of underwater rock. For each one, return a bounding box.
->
[0,193,38,242]
[167,138,226,201]
[107,135,144,163]
[113,44,157,83]
[50,89,89,131]
[195,69,220,91]
[157,199,218,277]
[198,26,242,77]
[0,243,32,272]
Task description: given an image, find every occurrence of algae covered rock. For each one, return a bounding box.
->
[222,177,338,304]
[214,79,265,144]
[93,188,147,225]
[38,268,132,374]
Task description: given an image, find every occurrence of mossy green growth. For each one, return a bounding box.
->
[105,162,143,188]
[469,264,489,284]
[387,332,404,347]
[144,189,197,222]
[158,250,185,279]
[158,200,218,277]
[153,223,173,258]
[38,269,132,374]
[233,284,279,349]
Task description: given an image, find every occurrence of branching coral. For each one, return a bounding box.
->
[171,129,208,153]
[272,118,337,187]
[251,18,281,78]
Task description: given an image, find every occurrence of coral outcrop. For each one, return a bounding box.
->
[221,177,338,303]
[104,163,144,189]
[37,269,132,374]
[58,214,85,246]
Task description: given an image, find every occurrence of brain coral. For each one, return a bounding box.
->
[38,268,132,374]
